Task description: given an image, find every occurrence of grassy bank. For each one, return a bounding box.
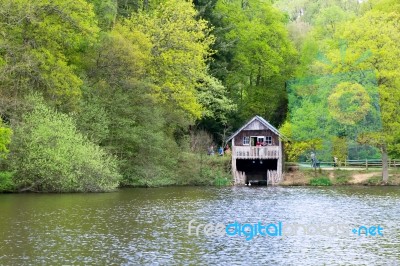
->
[282,168,400,186]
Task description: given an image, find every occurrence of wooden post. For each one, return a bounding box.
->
[366,159,368,170]
[277,138,282,184]
[231,138,236,185]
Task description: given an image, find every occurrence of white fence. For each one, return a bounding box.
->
[295,159,400,170]
[233,146,279,159]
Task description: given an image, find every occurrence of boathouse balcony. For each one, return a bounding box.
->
[232,146,279,159]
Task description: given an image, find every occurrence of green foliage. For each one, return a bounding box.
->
[175,154,231,186]
[9,97,121,192]
[79,1,233,187]
[334,176,350,185]
[332,9,400,179]
[363,0,400,14]
[274,0,361,24]
[275,0,400,181]
[214,175,231,187]
[86,0,117,29]
[0,0,99,111]
[332,170,351,185]
[116,0,164,17]
[196,76,236,125]
[83,18,180,187]
[328,82,371,125]
[308,10,400,159]
[127,0,215,120]
[215,0,297,125]
[5,0,399,192]
[332,136,348,163]
[0,171,15,192]
[73,94,110,145]
[309,176,332,186]
[314,6,356,37]
[0,119,12,159]
[280,118,323,162]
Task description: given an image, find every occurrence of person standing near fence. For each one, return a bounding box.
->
[311,152,316,168]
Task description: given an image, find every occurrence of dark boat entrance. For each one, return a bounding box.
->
[236,159,278,186]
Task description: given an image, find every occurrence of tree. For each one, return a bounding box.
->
[280,120,323,162]
[274,0,361,24]
[86,0,118,29]
[127,0,215,121]
[329,10,400,182]
[332,136,348,165]
[83,14,183,186]
[116,0,164,17]
[215,0,297,126]
[9,96,121,192]
[0,0,99,112]
[195,75,236,143]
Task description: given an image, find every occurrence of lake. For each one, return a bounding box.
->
[0,186,399,265]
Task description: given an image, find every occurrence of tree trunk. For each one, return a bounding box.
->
[381,145,389,184]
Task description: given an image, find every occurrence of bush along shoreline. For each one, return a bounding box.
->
[0,156,233,193]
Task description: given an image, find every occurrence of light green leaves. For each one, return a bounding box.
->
[328,82,371,125]
[0,118,12,159]
[10,96,121,192]
[127,0,215,119]
[0,0,99,110]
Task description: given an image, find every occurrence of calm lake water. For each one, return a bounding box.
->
[0,186,399,265]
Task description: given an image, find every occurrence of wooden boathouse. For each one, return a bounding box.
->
[226,115,285,186]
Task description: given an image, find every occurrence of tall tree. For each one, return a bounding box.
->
[0,0,99,113]
[215,0,297,126]
[127,0,215,123]
[329,10,400,182]
[81,0,225,185]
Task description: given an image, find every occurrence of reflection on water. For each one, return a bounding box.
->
[0,186,399,265]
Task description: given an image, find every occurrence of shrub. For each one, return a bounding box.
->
[0,171,15,192]
[9,98,121,192]
[335,176,350,185]
[333,170,351,185]
[175,153,232,186]
[0,118,12,159]
[214,176,231,186]
[310,177,332,186]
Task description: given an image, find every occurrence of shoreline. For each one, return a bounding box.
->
[282,168,400,186]
[2,167,400,193]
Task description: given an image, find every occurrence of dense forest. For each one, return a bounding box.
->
[0,0,399,191]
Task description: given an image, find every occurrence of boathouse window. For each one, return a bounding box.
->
[243,136,250,145]
[265,136,272,145]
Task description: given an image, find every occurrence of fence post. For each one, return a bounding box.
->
[366,159,368,170]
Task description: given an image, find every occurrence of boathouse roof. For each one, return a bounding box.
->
[226,115,285,142]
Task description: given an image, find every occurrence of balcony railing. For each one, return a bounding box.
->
[233,146,279,159]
